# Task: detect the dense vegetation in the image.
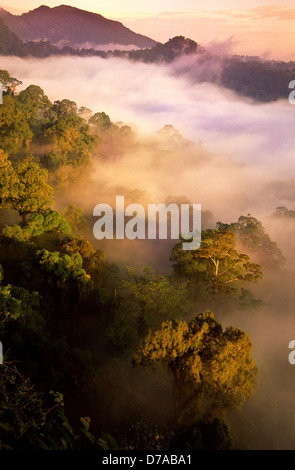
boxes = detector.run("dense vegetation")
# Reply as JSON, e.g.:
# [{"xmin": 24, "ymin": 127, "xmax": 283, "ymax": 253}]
[{"xmin": 0, "ymin": 70, "xmax": 286, "ymax": 450}]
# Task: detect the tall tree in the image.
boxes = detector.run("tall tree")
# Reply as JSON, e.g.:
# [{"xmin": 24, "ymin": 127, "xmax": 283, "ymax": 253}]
[
  {"xmin": 133, "ymin": 311, "xmax": 257, "ymax": 426},
  {"xmin": 40, "ymin": 113, "xmax": 98, "ymax": 185},
  {"xmin": 0, "ymin": 150, "xmax": 19, "ymax": 208},
  {"xmin": 170, "ymin": 229, "xmax": 262, "ymax": 296},
  {"xmin": 0, "ymin": 69, "xmax": 22, "ymax": 94},
  {"xmin": 18, "ymin": 85, "xmax": 52, "ymax": 128},
  {"xmin": 216, "ymin": 214, "xmax": 284, "ymax": 267},
  {"xmin": 0, "ymin": 95, "xmax": 32, "ymax": 154},
  {"xmin": 122, "ymin": 266, "xmax": 190, "ymax": 332},
  {"xmin": 12, "ymin": 157, "xmax": 54, "ymax": 222}
]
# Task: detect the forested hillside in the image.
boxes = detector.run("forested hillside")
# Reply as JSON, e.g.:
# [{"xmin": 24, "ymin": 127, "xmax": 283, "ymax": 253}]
[
  {"xmin": 0, "ymin": 70, "xmax": 289, "ymax": 450},
  {"xmin": 0, "ymin": 5, "xmax": 157, "ymax": 48}
]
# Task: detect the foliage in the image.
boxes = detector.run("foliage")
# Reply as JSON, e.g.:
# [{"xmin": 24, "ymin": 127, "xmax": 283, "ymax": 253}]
[
  {"xmin": 62, "ymin": 204, "xmax": 88, "ymax": 233},
  {"xmin": 115, "ymin": 417, "xmax": 174, "ymax": 450},
  {"xmin": 0, "ymin": 69, "xmax": 22, "ymax": 93},
  {"xmin": 238, "ymin": 288, "xmax": 265, "ymax": 311},
  {"xmin": 2, "ymin": 211, "xmax": 72, "ymax": 242},
  {"xmin": 0, "ymin": 362, "xmax": 49, "ymax": 450},
  {"xmin": 128, "ymin": 36, "xmax": 201, "ymax": 63},
  {"xmin": 273, "ymin": 206, "xmax": 295, "ymax": 219},
  {"xmin": 0, "ymin": 282, "xmax": 43, "ymax": 330},
  {"xmin": 133, "ymin": 311, "xmax": 257, "ymax": 425},
  {"xmin": 221, "ymin": 57, "xmax": 295, "ymax": 102},
  {"xmin": 105, "ymin": 318, "xmax": 138, "ymax": 350},
  {"xmin": 35, "ymin": 249, "xmax": 92, "ymax": 289},
  {"xmin": 98, "ymin": 433, "xmax": 118, "ymax": 450},
  {"xmin": 122, "ymin": 266, "xmax": 190, "ymax": 333},
  {"xmin": 89, "ymin": 111, "xmax": 112, "ymax": 130},
  {"xmin": 174, "ymin": 418, "xmax": 233, "ymax": 450},
  {"xmin": 0, "ymin": 150, "xmax": 19, "ymax": 208},
  {"xmin": 216, "ymin": 214, "xmax": 284, "ymax": 267},
  {"xmin": 0, "ymin": 70, "xmax": 266, "ymax": 450},
  {"xmin": 41, "ymin": 113, "xmax": 97, "ymax": 168},
  {"xmin": 51, "ymin": 99, "xmax": 78, "ymax": 117},
  {"xmin": 18, "ymin": 85, "xmax": 52, "ymax": 127},
  {"xmin": 0, "ymin": 364, "xmax": 100, "ymax": 450},
  {"xmin": 0, "ymin": 155, "xmax": 54, "ymax": 221},
  {"xmin": 60, "ymin": 235, "xmax": 107, "ymax": 283},
  {"xmin": 171, "ymin": 229, "xmax": 263, "ymax": 297},
  {"xmin": 0, "ymin": 95, "xmax": 32, "ymax": 154}
]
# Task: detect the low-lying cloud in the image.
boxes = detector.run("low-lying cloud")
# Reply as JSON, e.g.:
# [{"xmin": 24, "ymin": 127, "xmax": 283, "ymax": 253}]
[
  {"xmin": 1, "ymin": 54, "xmax": 294, "ymax": 174},
  {"xmin": 1, "ymin": 53, "xmax": 294, "ymax": 224},
  {"xmin": 1, "ymin": 53, "xmax": 295, "ymax": 238}
]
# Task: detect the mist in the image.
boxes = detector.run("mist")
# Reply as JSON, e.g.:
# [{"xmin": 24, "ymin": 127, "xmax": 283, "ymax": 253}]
[
  {"xmin": 1, "ymin": 54, "xmax": 294, "ymax": 172},
  {"xmin": 1, "ymin": 53, "xmax": 292, "ymax": 216},
  {"xmin": 2, "ymin": 51, "xmax": 295, "ymax": 449}
]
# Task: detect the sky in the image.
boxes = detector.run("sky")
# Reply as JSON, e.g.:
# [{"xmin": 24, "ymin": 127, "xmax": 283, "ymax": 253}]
[{"xmin": 1, "ymin": 1, "xmax": 295, "ymax": 59}]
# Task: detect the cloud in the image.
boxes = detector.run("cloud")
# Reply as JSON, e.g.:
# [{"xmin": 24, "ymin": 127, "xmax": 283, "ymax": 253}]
[
  {"xmin": 228, "ymin": 6, "xmax": 295, "ymax": 21},
  {"xmin": 121, "ymin": 7, "xmax": 295, "ymax": 60},
  {"xmin": 53, "ymin": 40, "xmax": 142, "ymax": 51},
  {"xmin": 1, "ymin": 53, "xmax": 295, "ymax": 223}
]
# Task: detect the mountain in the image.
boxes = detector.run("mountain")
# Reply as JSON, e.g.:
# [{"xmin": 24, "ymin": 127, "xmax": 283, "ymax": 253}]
[
  {"xmin": 0, "ymin": 17, "xmax": 26, "ymax": 55},
  {"xmin": 0, "ymin": 20, "xmax": 204, "ymax": 62},
  {"xmin": 0, "ymin": 8, "xmax": 293, "ymax": 104},
  {"xmin": 126, "ymin": 36, "xmax": 206, "ymax": 63},
  {"xmin": 0, "ymin": 5, "xmax": 157, "ymax": 49}
]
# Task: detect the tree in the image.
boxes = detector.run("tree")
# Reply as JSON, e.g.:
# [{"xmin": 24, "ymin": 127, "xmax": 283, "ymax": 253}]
[
  {"xmin": 170, "ymin": 229, "xmax": 262, "ymax": 297},
  {"xmin": 115, "ymin": 417, "xmax": 173, "ymax": 450},
  {"xmin": 273, "ymin": 206, "xmax": 295, "ymax": 219},
  {"xmin": 51, "ymin": 99, "xmax": 78, "ymax": 117},
  {"xmin": 0, "ymin": 265, "xmax": 100, "ymax": 450},
  {"xmin": 78, "ymin": 107, "xmax": 93, "ymax": 122},
  {"xmin": 216, "ymin": 214, "xmax": 284, "ymax": 267},
  {"xmin": 60, "ymin": 236, "xmax": 105, "ymax": 272},
  {"xmin": 0, "ymin": 69, "xmax": 22, "ymax": 94},
  {"xmin": 40, "ymin": 113, "xmax": 98, "ymax": 185},
  {"xmin": 18, "ymin": 249, "xmax": 94, "ymax": 331},
  {"xmin": 11, "ymin": 157, "xmax": 54, "ymax": 222},
  {"xmin": 0, "ymin": 95, "xmax": 32, "ymax": 154},
  {"xmin": 0, "ymin": 277, "xmax": 45, "ymax": 339},
  {"xmin": 0, "ymin": 365, "xmax": 100, "ymax": 450},
  {"xmin": 133, "ymin": 311, "xmax": 257, "ymax": 426},
  {"xmin": 0, "ymin": 150, "xmax": 19, "ymax": 208},
  {"xmin": 35, "ymin": 249, "xmax": 92, "ymax": 290},
  {"xmin": 18, "ymin": 85, "xmax": 52, "ymax": 128},
  {"xmin": 60, "ymin": 235, "xmax": 115, "ymax": 297},
  {"xmin": 89, "ymin": 112, "xmax": 112, "ymax": 130},
  {"xmin": 2, "ymin": 211, "xmax": 72, "ymax": 243},
  {"xmin": 174, "ymin": 418, "xmax": 232, "ymax": 450},
  {"xmin": 62, "ymin": 204, "xmax": 88, "ymax": 233},
  {"xmin": 122, "ymin": 266, "xmax": 190, "ymax": 333}
]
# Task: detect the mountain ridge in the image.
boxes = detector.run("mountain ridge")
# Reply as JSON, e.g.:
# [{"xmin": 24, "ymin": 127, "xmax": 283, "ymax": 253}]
[{"xmin": 0, "ymin": 4, "xmax": 158, "ymax": 48}]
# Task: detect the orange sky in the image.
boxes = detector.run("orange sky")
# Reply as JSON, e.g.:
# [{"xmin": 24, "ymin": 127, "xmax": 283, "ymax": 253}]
[
  {"xmin": 1, "ymin": 2, "xmax": 295, "ymax": 60},
  {"xmin": 116, "ymin": 6, "xmax": 294, "ymax": 60}
]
